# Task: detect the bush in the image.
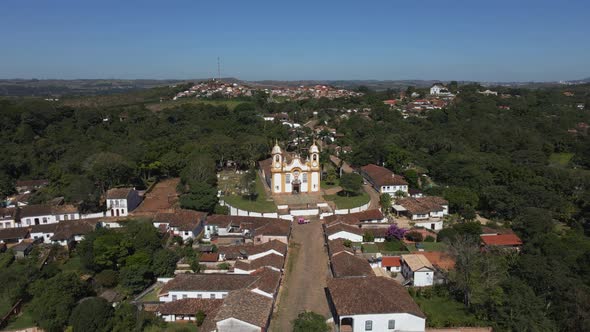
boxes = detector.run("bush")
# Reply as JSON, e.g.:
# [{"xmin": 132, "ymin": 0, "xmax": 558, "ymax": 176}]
[
  {"xmin": 217, "ymin": 263, "xmax": 230, "ymax": 270},
  {"xmin": 95, "ymin": 269, "xmax": 118, "ymax": 288},
  {"xmin": 69, "ymin": 297, "xmax": 113, "ymax": 332},
  {"xmin": 405, "ymin": 231, "xmax": 424, "ymax": 242},
  {"xmin": 195, "ymin": 310, "xmax": 206, "ymax": 326},
  {"xmin": 424, "ymin": 235, "xmax": 435, "ymax": 242},
  {"xmin": 292, "ymin": 311, "xmax": 329, "ymax": 332}
]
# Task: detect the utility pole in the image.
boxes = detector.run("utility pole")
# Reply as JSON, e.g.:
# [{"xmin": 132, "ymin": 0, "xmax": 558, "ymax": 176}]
[{"xmin": 217, "ymin": 57, "xmax": 221, "ymax": 81}]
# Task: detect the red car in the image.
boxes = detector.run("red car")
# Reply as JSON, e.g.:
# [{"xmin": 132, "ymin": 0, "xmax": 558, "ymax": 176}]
[{"xmin": 297, "ymin": 217, "xmax": 310, "ymax": 224}]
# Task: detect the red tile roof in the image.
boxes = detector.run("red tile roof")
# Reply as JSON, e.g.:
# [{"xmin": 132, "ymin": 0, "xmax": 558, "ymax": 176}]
[
  {"xmin": 480, "ymin": 234, "xmax": 523, "ymax": 246},
  {"xmin": 361, "ymin": 164, "xmax": 408, "ymax": 187},
  {"xmin": 381, "ymin": 256, "xmax": 401, "ymax": 267},
  {"xmin": 200, "ymin": 252, "xmax": 220, "ymax": 262},
  {"xmin": 331, "ymin": 252, "xmax": 375, "ymax": 277}
]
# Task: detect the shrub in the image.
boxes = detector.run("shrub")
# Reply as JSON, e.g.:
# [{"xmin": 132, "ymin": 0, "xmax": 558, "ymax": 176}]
[
  {"xmin": 405, "ymin": 231, "xmax": 424, "ymax": 242},
  {"xmin": 217, "ymin": 263, "xmax": 230, "ymax": 270},
  {"xmin": 424, "ymin": 235, "xmax": 435, "ymax": 242}
]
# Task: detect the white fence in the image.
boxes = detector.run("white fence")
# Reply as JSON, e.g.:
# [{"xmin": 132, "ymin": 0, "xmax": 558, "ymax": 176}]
[
  {"xmin": 81, "ymin": 212, "xmax": 107, "ymax": 219},
  {"xmin": 321, "ymin": 201, "xmax": 371, "ymax": 219},
  {"xmin": 220, "ymin": 200, "xmax": 279, "ymax": 219}
]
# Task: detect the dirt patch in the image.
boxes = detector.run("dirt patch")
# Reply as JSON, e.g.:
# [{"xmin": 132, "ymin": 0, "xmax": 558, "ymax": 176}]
[{"xmin": 132, "ymin": 178, "xmax": 180, "ymax": 216}]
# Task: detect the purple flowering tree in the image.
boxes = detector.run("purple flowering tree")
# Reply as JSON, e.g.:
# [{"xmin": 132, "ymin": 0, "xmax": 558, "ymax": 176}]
[{"xmin": 386, "ymin": 224, "xmax": 407, "ymax": 241}]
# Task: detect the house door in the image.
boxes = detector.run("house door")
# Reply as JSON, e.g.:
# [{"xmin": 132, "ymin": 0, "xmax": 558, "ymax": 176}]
[
  {"xmin": 116, "ymin": 209, "xmax": 120, "ymax": 217},
  {"xmin": 34, "ymin": 218, "xmax": 40, "ymax": 225},
  {"xmin": 111, "ymin": 209, "xmax": 114, "ymax": 217},
  {"xmin": 292, "ymin": 179, "xmax": 301, "ymax": 194},
  {"xmin": 431, "ymin": 223, "xmax": 435, "ymax": 230}
]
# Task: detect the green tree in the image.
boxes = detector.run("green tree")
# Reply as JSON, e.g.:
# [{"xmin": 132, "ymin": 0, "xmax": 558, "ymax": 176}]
[
  {"xmin": 385, "ymin": 145, "xmax": 410, "ymax": 173},
  {"xmin": 339, "ymin": 173, "xmax": 362, "ymax": 196},
  {"xmin": 325, "ymin": 168, "xmax": 337, "ymax": 185},
  {"xmin": 292, "ymin": 311, "xmax": 329, "ymax": 332},
  {"xmin": 151, "ymin": 249, "xmax": 179, "ymax": 277},
  {"xmin": 379, "ymin": 193, "xmax": 392, "ymax": 212},
  {"xmin": 119, "ymin": 264, "xmax": 153, "ymax": 294},
  {"xmin": 29, "ymin": 272, "xmax": 90, "ymax": 332},
  {"xmin": 83, "ymin": 152, "xmax": 134, "ymax": 194},
  {"xmin": 180, "ymin": 183, "xmax": 218, "ymax": 212},
  {"xmin": 69, "ymin": 297, "xmax": 114, "ymax": 332}
]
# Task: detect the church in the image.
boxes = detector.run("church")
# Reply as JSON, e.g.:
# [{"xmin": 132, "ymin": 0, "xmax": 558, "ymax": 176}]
[{"xmin": 259, "ymin": 141, "xmax": 321, "ymax": 195}]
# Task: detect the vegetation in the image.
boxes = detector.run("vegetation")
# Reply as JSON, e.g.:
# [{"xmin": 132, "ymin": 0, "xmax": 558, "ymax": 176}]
[
  {"xmin": 324, "ymin": 191, "xmax": 370, "ymax": 209},
  {"xmin": 292, "ymin": 311, "xmax": 330, "ymax": 332}
]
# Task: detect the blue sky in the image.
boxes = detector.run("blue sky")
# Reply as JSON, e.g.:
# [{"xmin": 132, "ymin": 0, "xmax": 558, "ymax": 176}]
[{"xmin": 1, "ymin": 0, "xmax": 589, "ymax": 81}]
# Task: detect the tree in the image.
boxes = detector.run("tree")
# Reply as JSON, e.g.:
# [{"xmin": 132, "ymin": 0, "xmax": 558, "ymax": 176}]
[
  {"xmin": 443, "ymin": 186, "xmax": 479, "ymax": 216},
  {"xmin": 0, "ymin": 171, "xmax": 15, "ymax": 198},
  {"xmin": 386, "ymin": 224, "xmax": 407, "ymax": 240},
  {"xmin": 195, "ymin": 310, "xmax": 206, "ymax": 326},
  {"xmin": 379, "ymin": 193, "xmax": 392, "ymax": 212},
  {"xmin": 151, "ymin": 249, "xmax": 179, "ymax": 277},
  {"xmin": 363, "ymin": 231, "xmax": 375, "ymax": 242},
  {"xmin": 119, "ymin": 264, "xmax": 153, "ymax": 294},
  {"xmin": 180, "ymin": 182, "xmax": 218, "ymax": 212},
  {"xmin": 405, "ymin": 231, "xmax": 424, "ymax": 242},
  {"xmin": 29, "ymin": 272, "xmax": 90, "ymax": 332},
  {"xmin": 241, "ymin": 169, "xmax": 258, "ymax": 201},
  {"xmin": 446, "ymin": 235, "xmax": 507, "ymax": 308},
  {"xmin": 83, "ymin": 152, "xmax": 134, "ymax": 194},
  {"xmin": 339, "ymin": 173, "xmax": 362, "ymax": 196},
  {"xmin": 385, "ymin": 145, "xmax": 410, "ymax": 173},
  {"xmin": 292, "ymin": 311, "xmax": 329, "ymax": 332},
  {"xmin": 69, "ymin": 297, "xmax": 114, "ymax": 332},
  {"xmin": 95, "ymin": 269, "xmax": 118, "ymax": 288},
  {"xmin": 325, "ymin": 168, "xmax": 337, "ymax": 185}
]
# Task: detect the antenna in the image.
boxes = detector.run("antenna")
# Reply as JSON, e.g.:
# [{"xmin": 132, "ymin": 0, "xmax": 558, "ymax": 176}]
[{"xmin": 217, "ymin": 57, "xmax": 221, "ymax": 81}]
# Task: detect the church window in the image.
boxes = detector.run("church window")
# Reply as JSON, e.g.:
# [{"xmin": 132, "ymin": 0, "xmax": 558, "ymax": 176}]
[
  {"xmin": 275, "ymin": 155, "xmax": 280, "ymax": 163},
  {"xmin": 302, "ymin": 173, "xmax": 308, "ymax": 183},
  {"xmin": 313, "ymin": 154, "xmax": 317, "ymax": 161},
  {"xmin": 286, "ymin": 174, "xmax": 291, "ymax": 184}
]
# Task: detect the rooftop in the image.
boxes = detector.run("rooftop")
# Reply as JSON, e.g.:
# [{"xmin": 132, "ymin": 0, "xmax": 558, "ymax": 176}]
[
  {"xmin": 327, "ymin": 276, "xmax": 424, "ymax": 317},
  {"xmin": 480, "ymin": 233, "xmax": 523, "ymax": 246},
  {"xmin": 213, "ymin": 289, "xmax": 273, "ymax": 329},
  {"xmin": 331, "ymin": 252, "xmax": 375, "ymax": 278},
  {"xmin": 159, "ymin": 274, "xmax": 258, "ymax": 296},
  {"xmin": 360, "ymin": 164, "xmax": 408, "ymax": 187},
  {"xmin": 401, "ymin": 254, "xmax": 434, "ymax": 271}
]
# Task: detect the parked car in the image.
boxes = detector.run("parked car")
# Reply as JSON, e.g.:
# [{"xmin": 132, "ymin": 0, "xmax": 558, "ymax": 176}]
[{"xmin": 297, "ymin": 217, "xmax": 310, "ymax": 224}]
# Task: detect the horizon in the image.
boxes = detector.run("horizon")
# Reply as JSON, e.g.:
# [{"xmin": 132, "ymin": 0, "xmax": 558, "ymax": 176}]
[{"xmin": 1, "ymin": 0, "xmax": 589, "ymax": 81}]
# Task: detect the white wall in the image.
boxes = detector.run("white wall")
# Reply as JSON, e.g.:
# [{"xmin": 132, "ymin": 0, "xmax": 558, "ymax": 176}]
[
  {"xmin": 311, "ymin": 171, "xmax": 319, "ymax": 192},
  {"xmin": 327, "ymin": 231, "xmax": 363, "ymax": 242},
  {"xmin": 341, "ymin": 313, "xmax": 425, "ymax": 332},
  {"xmin": 21, "ymin": 214, "xmax": 58, "ymax": 226},
  {"xmin": 272, "ymin": 173, "xmax": 282, "ymax": 193},
  {"xmin": 413, "ymin": 269, "xmax": 434, "ymax": 287},
  {"xmin": 30, "ymin": 231, "xmax": 54, "ymax": 243},
  {"xmin": 414, "ymin": 220, "xmax": 444, "ymax": 231},
  {"xmin": 217, "ymin": 318, "xmax": 261, "ymax": 332},
  {"xmin": 160, "ymin": 290, "xmax": 227, "ymax": 302}
]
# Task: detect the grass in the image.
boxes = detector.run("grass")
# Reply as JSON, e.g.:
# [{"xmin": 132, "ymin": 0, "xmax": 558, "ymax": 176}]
[
  {"xmin": 320, "ymin": 178, "xmax": 340, "ymax": 189},
  {"xmin": 4, "ymin": 305, "xmax": 35, "ymax": 330},
  {"xmin": 324, "ymin": 191, "xmax": 370, "ymax": 209},
  {"xmin": 0, "ymin": 297, "xmax": 12, "ymax": 317},
  {"xmin": 549, "ymin": 152, "xmax": 574, "ymax": 167},
  {"xmin": 407, "ymin": 242, "xmax": 448, "ymax": 252},
  {"xmin": 223, "ymin": 173, "xmax": 277, "ymax": 213},
  {"xmin": 414, "ymin": 295, "xmax": 483, "ymax": 327},
  {"xmin": 361, "ymin": 243, "xmax": 379, "ymax": 253},
  {"xmin": 60, "ymin": 255, "xmax": 84, "ymax": 273},
  {"xmin": 138, "ymin": 285, "xmax": 162, "ymax": 302},
  {"xmin": 377, "ymin": 240, "xmax": 408, "ymax": 252}
]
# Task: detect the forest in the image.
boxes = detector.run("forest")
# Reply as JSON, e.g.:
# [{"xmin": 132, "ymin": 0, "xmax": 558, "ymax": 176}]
[{"xmin": 0, "ymin": 82, "xmax": 590, "ymax": 331}]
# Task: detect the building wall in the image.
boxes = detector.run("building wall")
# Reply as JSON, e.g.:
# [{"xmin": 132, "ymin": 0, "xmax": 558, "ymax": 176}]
[
  {"xmin": 21, "ymin": 214, "xmax": 58, "ymax": 226},
  {"xmin": 381, "ymin": 185, "xmax": 409, "ymax": 195},
  {"xmin": 327, "ymin": 231, "xmax": 363, "ymax": 242},
  {"xmin": 340, "ymin": 313, "xmax": 425, "ymax": 332},
  {"xmin": 253, "ymin": 235, "xmax": 288, "ymax": 245},
  {"xmin": 414, "ymin": 269, "xmax": 434, "ymax": 287},
  {"xmin": 414, "ymin": 220, "xmax": 444, "ymax": 231},
  {"xmin": 217, "ymin": 318, "xmax": 261, "ymax": 332},
  {"xmin": 30, "ymin": 231, "xmax": 54, "ymax": 244},
  {"xmin": 160, "ymin": 290, "xmax": 227, "ymax": 302},
  {"xmin": 311, "ymin": 171, "xmax": 320, "ymax": 192}
]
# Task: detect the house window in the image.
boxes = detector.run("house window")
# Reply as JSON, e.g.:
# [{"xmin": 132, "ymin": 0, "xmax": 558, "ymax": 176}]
[
  {"xmin": 70, "ymin": 214, "xmax": 75, "ymax": 220},
  {"xmin": 286, "ymin": 174, "xmax": 291, "ymax": 184},
  {"xmin": 42, "ymin": 217, "xmax": 47, "ymax": 224},
  {"xmin": 388, "ymin": 320, "xmax": 396, "ymax": 329},
  {"xmin": 210, "ymin": 294, "xmax": 216, "ymax": 299},
  {"xmin": 26, "ymin": 219, "xmax": 31, "ymax": 225},
  {"xmin": 365, "ymin": 320, "xmax": 373, "ymax": 331},
  {"xmin": 182, "ymin": 294, "xmax": 187, "ymax": 299},
  {"xmin": 172, "ymin": 295, "xmax": 177, "ymax": 301},
  {"xmin": 222, "ymin": 294, "xmax": 227, "ymax": 298},
  {"xmin": 65, "ymin": 214, "xmax": 69, "ymax": 220},
  {"xmin": 302, "ymin": 173, "xmax": 308, "ymax": 183},
  {"xmin": 197, "ymin": 294, "xmax": 203, "ymax": 299}
]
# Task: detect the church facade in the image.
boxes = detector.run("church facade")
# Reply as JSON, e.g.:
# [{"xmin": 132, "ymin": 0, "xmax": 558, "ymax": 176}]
[{"xmin": 259, "ymin": 142, "xmax": 321, "ymax": 194}]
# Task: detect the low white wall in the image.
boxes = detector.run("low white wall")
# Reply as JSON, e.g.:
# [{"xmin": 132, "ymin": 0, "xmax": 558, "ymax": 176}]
[
  {"xmin": 221, "ymin": 201, "xmax": 279, "ymax": 219},
  {"xmin": 290, "ymin": 208, "xmax": 319, "ymax": 216},
  {"xmin": 81, "ymin": 212, "xmax": 106, "ymax": 219}
]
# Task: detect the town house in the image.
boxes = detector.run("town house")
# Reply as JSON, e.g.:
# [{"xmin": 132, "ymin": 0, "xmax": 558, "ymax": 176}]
[
  {"xmin": 106, "ymin": 187, "xmax": 142, "ymax": 217},
  {"xmin": 360, "ymin": 164, "xmax": 408, "ymax": 197}
]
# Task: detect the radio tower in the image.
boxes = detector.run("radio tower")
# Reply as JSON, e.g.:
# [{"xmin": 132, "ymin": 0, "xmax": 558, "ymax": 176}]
[{"xmin": 217, "ymin": 57, "xmax": 221, "ymax": 81}]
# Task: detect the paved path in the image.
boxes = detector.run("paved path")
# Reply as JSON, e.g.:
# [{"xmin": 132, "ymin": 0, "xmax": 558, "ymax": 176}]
[
  {"xmin": 270, "ymin": 219, "xmax": 331, "ymax": 331},
  {"xmin": 363, "ymin": 183, "xmax": 381, "ymax": 210}
]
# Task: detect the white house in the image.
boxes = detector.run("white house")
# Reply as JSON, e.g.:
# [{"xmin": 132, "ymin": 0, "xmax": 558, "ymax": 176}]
[
  {"xmin": 360, "ymin": 164, "xmax": 409, "ymax": 197},
  {"xmin": 328, "ymin": 276, "xmax": 426, "ymax": 332},
  {"xmin": 325, "ymin": 223, "xmax": 364, "ymax": 242},
  {"xmin": 430, "ymin": 83, "xmax": 453, "ymax": 96},
  {"xmin": 401, "ymin": 254, "xmax": 435, "ymax": 287},
  {"xmin": 381, "ymin": 256, "xmax": 402, "ymax": 273},
  {"xmin": 218, "ymin": 240, "xmax": 287, "ymax": 262},
  {"xmin": 158, "ymin": 274, "xmax": 259, "ymax": 302},
  {"xmin": 214, "ymin": 289, "xmax": 273, "ymax": 332},
  {"xmin": 393, "ymin": 196, "xmax": 449, "ymax": 231},
  {"xmin": 153, "ymin": 209, "xmax": 207, "ymax": 241},
  {"xmin": 30, "ymin": 224, "xmax": 58, "ymax": 244},
  {"xmin": 0, "ymin": 208, "xmax": 18, "ymax": 229},
  {"xmin": 19, "ymin": 204, "xmax": 80, "ymax": 226},
  {"xmin": 105, "ymin": 187, "xmax": 142, "ymax": 217}
]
